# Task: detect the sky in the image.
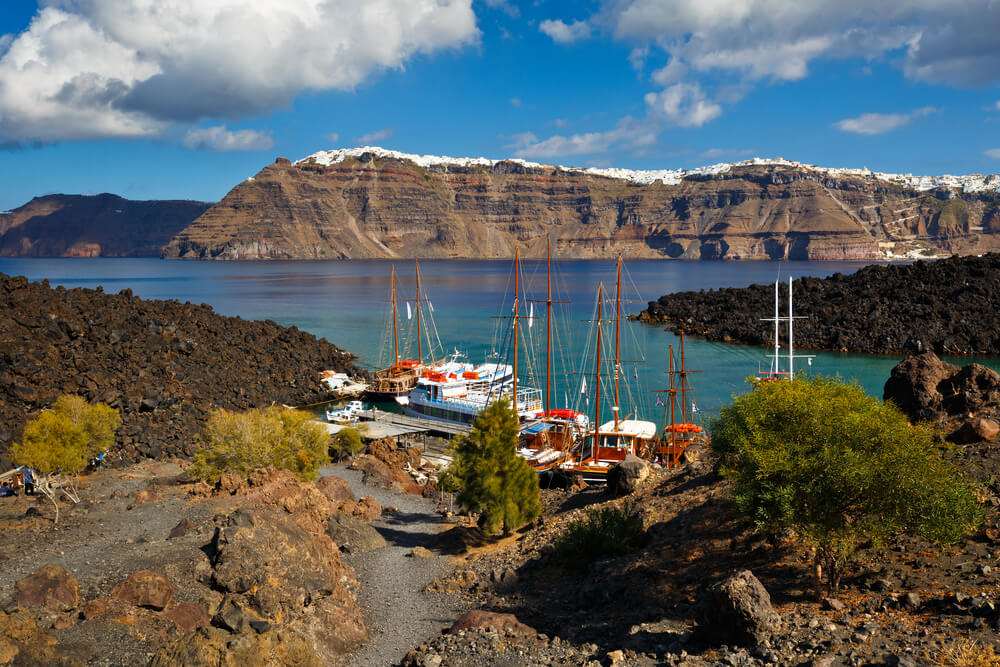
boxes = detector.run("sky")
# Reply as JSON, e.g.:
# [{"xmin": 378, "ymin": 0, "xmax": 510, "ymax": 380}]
[{"xmin": 0, "ymin": 0, "xmax": 998, "ymax": 210}]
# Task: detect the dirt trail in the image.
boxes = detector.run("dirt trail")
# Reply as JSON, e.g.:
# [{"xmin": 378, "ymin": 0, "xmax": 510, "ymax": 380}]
[{"xmin": 320, "ymin": 465, "xmax": 466, "ymax": 667}]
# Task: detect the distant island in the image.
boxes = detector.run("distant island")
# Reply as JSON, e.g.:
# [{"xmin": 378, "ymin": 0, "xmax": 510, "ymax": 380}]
[{"xmin": 3, "ymin": 148, "xmax": 1000, "ymax": 261}]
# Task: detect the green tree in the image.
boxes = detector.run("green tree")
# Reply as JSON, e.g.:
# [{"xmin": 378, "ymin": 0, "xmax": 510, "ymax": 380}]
[
  {"xmin": 11, "ymin": 395, "xmax": 120, "ymax": 522},
  {"xmin": 190, "ymin": 406, "xmax": 330, "ymax": 483},
  {"xmin": 714, "ymin": 375, "xmax": 982, "ymax": 596},
  {"xmin": 331, "ymin": 426, "xmax": 365, "ymax": 462},
  {"xmin": 447, "ymin": 399, "xmax": 540, "ymax": 535}
]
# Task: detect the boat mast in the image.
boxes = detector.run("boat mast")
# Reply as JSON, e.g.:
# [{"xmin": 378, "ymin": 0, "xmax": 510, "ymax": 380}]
[
  {"xmin": 788, "ymin": 276, "xmax": 794, "ymax": 381},
  {"xmin": 545, "ymin": 238, "xmax": 552, "ymax": 415},
  {"xmin": 669, "ymin": 345, "xmax": 676, "ymax": 448},
  {"xmin": 415, "ymin": 260, "xmax": 422, "ymax": 365},
  {"xmin": 591, "ymin": 283, "xmax": 604, "ymax": 463},
  {"xmin": 680, "ymin": 331, "xmax": 688, "ymax": 424},
  {"xmin": 513, "ymin": 247, "xmax": 519, "ymax": 413},
  {"xmin": 773, "ymin": 280, "xmax": 780, "ymax": 375},
  {"xmin": 391, "ymin": 265, "xmax": 399, "ymax": 366},
  {"xmin": 614, "ymin": 256, "xmax": 622, "ymax": 430}
]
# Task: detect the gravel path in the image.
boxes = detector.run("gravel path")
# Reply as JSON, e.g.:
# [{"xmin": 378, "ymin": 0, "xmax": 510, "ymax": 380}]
[{"xmin": 320, "ymin": 465, "xmax": 467, "ymax": 667}]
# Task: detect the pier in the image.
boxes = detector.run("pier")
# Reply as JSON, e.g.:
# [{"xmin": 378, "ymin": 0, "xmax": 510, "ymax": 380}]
[{"xmin": 322, "ymin": 407, "xmax": 471, "ymax": 439}]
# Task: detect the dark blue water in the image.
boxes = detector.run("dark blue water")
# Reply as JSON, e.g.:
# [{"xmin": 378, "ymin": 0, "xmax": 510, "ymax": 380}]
[{"xmin": 3, "ymin": 258, "xmax": 993, "ymax": 422}]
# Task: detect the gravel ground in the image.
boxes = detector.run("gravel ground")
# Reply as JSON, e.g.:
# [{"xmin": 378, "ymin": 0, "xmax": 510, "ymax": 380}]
[{"xmin": 321, "ymin": 465, "xmax": 468, "ymax": 667}]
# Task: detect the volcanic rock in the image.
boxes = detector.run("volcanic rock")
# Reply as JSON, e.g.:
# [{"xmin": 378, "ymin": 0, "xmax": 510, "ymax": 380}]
[
  {"xmin": 325, "ymin": 513, "xmax": 387, "ymax": 554},
  {"xmin": 15, "ymin": 564, "xmax": 79, "ymax": 611},
  {"xmin": 112, "ymin": 570, "xmax": 174, "ymax": 610},
  {"xmin": 606, "ymin": 454, "xmax": 649, "ymax": 497},
  {"xmin": 316, "ymin": 475, "xmax": 355, "ymax": 504},
  {"xmin": 448, "ymin": 610, "xmax": 535, "ymax": 636},
  {"xmin": 885, "ymin": 352, "xmax": 1000, "ymax": 423},
  {"xmin": 696, "ymin": 569, "xmax": 781, "ymax": 647},
  {"xmin": 148, "ymin": 626, "xmax": 322, "ymax": 667},
  {"xmin": 161, "ymin": 602, "xmax": 211, "ymax": 632}
]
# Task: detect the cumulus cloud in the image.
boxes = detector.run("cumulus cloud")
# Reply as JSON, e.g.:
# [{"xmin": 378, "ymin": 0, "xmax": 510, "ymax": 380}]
[
  {"xmin": 986, "ymin": 148, "xmax": 1000, "ymax": 159},
  {"xmin": 539, "ymin": 19, "xmax": 591, "ymax": 44},
  {"xmin": 507, "ymin": 118, "xmax": 656, "ymax": 159},
  {"xmin": 0, "ymin": 0, "xmax": 478, "ymax": 144},
  {"xmin": 644, "ymin": 82, "xmax": 722, "ymax": 127},
  {"xmin": 834, "ymin": 107, "xmax": 938, "ymax": 135},
  {"xmin": 182, "ymin": 125, "xmax": 274, "ymax": 151},
  {"xmin": 481, "ymin": 0, "xmax": 519, "ymax": 18},
  {"xmin": 325, "ymin": 132, "xmax": 340, "ymax": 143},
  {"xmin": 356, "ymin": 128, "xmax": 395, "ymax": 144},
  {"xmin": 510, "ymin": 97, "xmax": 522, "ymax": 107}
]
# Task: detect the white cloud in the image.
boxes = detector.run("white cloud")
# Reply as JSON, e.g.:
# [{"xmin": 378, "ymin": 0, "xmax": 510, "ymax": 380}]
[
  {"xmin": 356, "ymin": 128, "xmax": 395, "ymax": 144},
  {"xmin": 834, "ymin": 107, "xmax": 938, "ymax": 135},
  {"xmin": 644, "ymin": 82, "xmax": 722, "ymax": 127},
  {"xmin": 481, "ymin": 0, "xmax": 519, "ymax": 18},
  {"xmin": 0, "ymin": 0, "xmax": 478, "ymax": 143},
  {"xmin": 986, "ymin": 148, "xmax": 1000, "ymax": 159},
  {"xmin": 539, "ymin": 19, "xmax": 591, "ymax": 44},
  {"xmin": 510, "ymin": 97, "xmax": 522, "ymax": 107},
  {"xmin": 181, "ymin": 125, "xmax": 274, "ymax": 151},
  {"xmin": 652, "ymin": 59, "xmax": 687, "ymax": 86},
  {"xmin": 325, "ymin": 132, "xmax": 340, "ymax": 143},
  {"xmin": 507, "ymin": 118, "xmax": 656, "ymax": 158},
  {"xmin": 701, "ymin": 148, "xmax": 756, "ymax": 160},
  {"xmin": 995, "ymin": 101, "xmax": 1000, "ymax": 111}
]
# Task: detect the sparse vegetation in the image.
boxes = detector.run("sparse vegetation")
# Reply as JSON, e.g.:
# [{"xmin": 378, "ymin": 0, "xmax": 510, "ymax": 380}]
[
  {"xmin": 190, "ymin": 406, "xmax": 330, "ymax": 483},
  {"xmin": 11, "ymin": 395, "xmax": 120, "ymax": 522},
  {"xmin": 554, "ymin": 501, "xmax": 646, "ymax": 567},
  {"xmin": 932, "ymin": 639, "xmax": 1000, "ymax": 666},
  {"xmin": 445, "ymin": 399, "xmax": 540, "ymax": 535},
  {"xmin": 713, "ymin": 375, "xmax": 983, "ymax": 596},
  {"xmin": 331, "ymin": 426, "xmax": 365, "ymax": 461}
]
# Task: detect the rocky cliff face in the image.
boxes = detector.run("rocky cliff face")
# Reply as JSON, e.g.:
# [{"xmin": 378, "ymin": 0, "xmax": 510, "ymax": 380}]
[
  {"xmin": 162, "ymin": 150, "xmax": 1000, "ymax": 260},
  {"xmin": 0, "ymin": 193, "xmax": 210, "ymax": 257}
]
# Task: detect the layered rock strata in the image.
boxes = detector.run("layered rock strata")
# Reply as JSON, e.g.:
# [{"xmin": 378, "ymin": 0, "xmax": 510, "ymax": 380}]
[
  {"xmin": 162, "ymin": 150, "xmax": 1000, "ymax": 260},
  {"xmin": 0, "ymin": 273, "xmax": 360, "ymax": 466},
  {"xmin": 639, "ymin": 253, "xmax": 1000, "ymax": 355}
]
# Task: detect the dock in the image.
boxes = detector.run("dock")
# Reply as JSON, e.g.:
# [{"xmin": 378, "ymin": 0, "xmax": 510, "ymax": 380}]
[{"xmin": 322, "ymin": 408, "xmax": 470, "ymax": 439}]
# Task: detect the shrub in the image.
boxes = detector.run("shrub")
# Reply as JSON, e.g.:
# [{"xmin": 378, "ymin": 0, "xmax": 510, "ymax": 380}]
[
  {"xmin": 554, "ymin": 501, "xmax": 646, "ymax": 566},
  {"xmin": 446, "ymin": 399, "xmax": 540, "ymax": 535},
  {"xmin": 331, "ymin": 427, "xmax": 365, "ymax": 461},
  {"xmin": 11, "ymin": 395, "xmax": 120, "ymax": 522},
  {"xmin": 190, "ymin": 406, "xmax": 330, "ymax": 484},
  {"xmin": 714, "ymin": 375, "xmax": 983, "ymax": 596}
]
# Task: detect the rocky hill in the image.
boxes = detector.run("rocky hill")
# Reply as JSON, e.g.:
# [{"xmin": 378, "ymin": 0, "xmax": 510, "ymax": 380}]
[
  {"xmin": 0, "ymin": 193, "xmax": 210, "ymax": 257},
  {"xmin": 638, "ymin": 253, "xmax": 1000, "ymax": 355},
  {"xmin": 0, "ymin": 273, "xmax": 360, "ymax": 467},
  {"xmin": 162, "ymin": 147, "xmax": 1000, "ymax": 261}
]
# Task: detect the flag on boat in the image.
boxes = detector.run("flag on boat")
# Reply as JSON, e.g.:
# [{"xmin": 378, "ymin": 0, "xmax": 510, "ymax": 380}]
[
  {"xmin": 634, "ymin": 367, "xmax": 639, "ymax": 381},
  {"xmin": 807, "ymin": 357, "xmax": 812, "ymax": 366},
  {"xmin": 406, "ymin": 302, "xmax": 412, "ymax": 320},
  {"xmin": 655, "ymin": 396, "xmax": 664, "ymax": 407},
  {"xmin": 581, "ymin": 378, "xmax": 587, "ymax": 397},
  {"xmin": 528, "ymin": 303, "xmax": 534, "ymax": 329},
  {"xmin": 691, "ymin": 401, "xmax": 700, "ymax": 414}
]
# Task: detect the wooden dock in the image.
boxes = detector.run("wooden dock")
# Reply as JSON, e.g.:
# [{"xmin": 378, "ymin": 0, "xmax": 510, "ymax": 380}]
[{"xmin": 321, "ymin": 408, "xmax": 470, "ymax": 440}]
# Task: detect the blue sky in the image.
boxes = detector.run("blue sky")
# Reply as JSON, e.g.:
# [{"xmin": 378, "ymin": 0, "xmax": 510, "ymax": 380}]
[{"xmin": 0, "ymin": 0, "xmax": 998, "ymax": 210}]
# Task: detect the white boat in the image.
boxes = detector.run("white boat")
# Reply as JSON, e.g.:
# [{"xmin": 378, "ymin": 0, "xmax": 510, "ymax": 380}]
[
  {"xmin": 326, "ymin": 400, "xmax": 366, "ymax": 424},
  {"xmin": 403, "ymin": 361, "xmax": 542, "ymax": 425},
  {"xmin": 319, "ymin": 371, "xmax": 369, "ymax": 396}
]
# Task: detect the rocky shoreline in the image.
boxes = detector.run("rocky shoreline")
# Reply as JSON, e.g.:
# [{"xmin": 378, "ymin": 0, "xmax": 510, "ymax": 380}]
[
  {"xmin": 0, "ymin": 273, "xmax": 361, "ymax": 467},
  {"xmin": 639, "ymin": 253, "xmax": 1000, "ymax": 355}
]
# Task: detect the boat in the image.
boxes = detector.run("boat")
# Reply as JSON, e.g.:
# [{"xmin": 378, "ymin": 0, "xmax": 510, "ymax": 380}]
[
  {"xmin": 326, "ymin": 400, "xmax": 366, "ymax": 424},
  {"xmin": 366, "ymin": 261, "xmax": 444, "ymax": 401},
  {"xmin": 651, "ymin": 331, "xmax": 710, "ymax": 467},
  {"xmin": 319, "ymin": 370, "xmax": 369, "ymax": 397},
  {"xmin": 758, "ymin": 276, "xmax": 814, "ymax": 381},
  {"xmin": 559, "ymin": 259, "xmax": 657, "ymax": 482}
]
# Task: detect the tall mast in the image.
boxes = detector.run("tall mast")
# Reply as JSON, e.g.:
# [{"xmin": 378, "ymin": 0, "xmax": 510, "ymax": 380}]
[
  {"xmin": 614, "ymin": 256, "xmax": 622, "ymax": 430},
  {"xmin": 545, "ymin": 237, "xmax": 552, "ymax": 415},
  {"xmin": 680, "ymin": 331, "xmax": 688, "ymax": 424},
  {"xmin": 788, "ymin": 276, "xmax": 794, "ymax": 381},
  {"xmin": 513, "ymin": 247, "xmax": 519, "ymax": 414},
  {"xmin": 773, "ymin": 280, "xmax": 780, "ymax": 375},
  {"xmin": 668, "ymin": 344, "xmax": 676, "ymax": 440},
  {"xmin": 591, "ymin": 284, "xmax": 604, "ymax": 463},
  {"xmin": 415, "ymin": 260, "xmax": 422, "ymax": 365},
  {"xmin": 391, "ymin": 265, "xmax": 399, "ymax": 365}
]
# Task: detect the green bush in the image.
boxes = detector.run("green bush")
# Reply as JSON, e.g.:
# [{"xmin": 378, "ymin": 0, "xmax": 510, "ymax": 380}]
[
  {"xmin": 190, "ymin": 406, "xmax": 330, "ymax": 483},
  {"xmin": 554, "ymin": 501, "xmax": 646, "ymax": 566},
  {"xmin": 714, "ymin": 375, "xmax": 983, "ymax": 595},
  {"xmin": 331, "ymin": 427, "xmax": 365, "ymax": 461},
  {"xmin": 446, "ymin": 399, "xmax": 540, "ymax": 535}
]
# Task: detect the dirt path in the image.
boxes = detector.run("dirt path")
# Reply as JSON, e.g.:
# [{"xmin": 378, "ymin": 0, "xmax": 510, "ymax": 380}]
[{"xmin": 320, "ymin": 465, "xmax": 467, "ymax": 667}]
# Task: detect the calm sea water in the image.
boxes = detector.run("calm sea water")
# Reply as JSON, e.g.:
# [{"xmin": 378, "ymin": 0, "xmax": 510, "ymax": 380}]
[{"xmin": 3, "ymin": 257, "xmax": 994, "ymax": 422}]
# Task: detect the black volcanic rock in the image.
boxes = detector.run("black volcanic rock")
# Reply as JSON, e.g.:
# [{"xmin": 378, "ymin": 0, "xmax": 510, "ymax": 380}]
[
  {"xmin": 0, "ymin": 273, "xmax": 361, "ymax": 467},
  {"xmin": 0, "ymin": 193, "xmax": 211, "ymax": 257},
  {"xmin": 639, "ymin": 253, "xmax": 1000, "ymax": 355}
]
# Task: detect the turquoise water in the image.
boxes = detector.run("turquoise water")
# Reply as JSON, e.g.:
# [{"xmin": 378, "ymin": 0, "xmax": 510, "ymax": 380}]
[{"xmin": 3, "ymin": 257, "xmax": 995, "ymax": 423}]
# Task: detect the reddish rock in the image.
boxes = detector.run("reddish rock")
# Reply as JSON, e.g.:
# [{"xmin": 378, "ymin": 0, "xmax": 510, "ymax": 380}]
[
  {"xmin": 188, "ymin": 481, "xmax": 212, "ymax": 498},
  {"xmin": 112, "ymin": 570, "xmax": 175, "ymax": 610},
  {"xmin": 316, "ymin": 475, "xmax": 355, "ymax": 504},
  {"xmin": 353, "ymin": 496, "xmax": 381, "ymax": 522},
  {"xmin": 218, "ymin": 472, "xmax": 248, "ymax": 495},
  {"xmin": 950, "ymin": 417, "xmax": 1000, "ymax": 444},
  {"xmin": 162, "ymin": 602, "xmax": 210, "ymax": 632},
  {"xmin": 242, "ymin": 467, "xmax": 337, "ymax": 536},
  {"xmin": 883, "ymin": 352, "xmax": 959, "ymax": 421},
  {"xmin": 350, "ymin": 454, "xmax": 421, "ymax": 495},
  {"xmin": 82, "ymin": 597, "xmax": 110, "ymax": 620},
  {"xmin": 15, "ymin": 564, "xmax": 79, "ymax": 611},
  {"xmin": 51, "ymin": 615, "xmax": 76, "ymax": 630},
  {"xmin": 168, "ymin": 518, "xmax": 197, "ymax": 539},
  {"xmin": 448, "ymin": 610, "xmax": 535, "ymax": 636}
]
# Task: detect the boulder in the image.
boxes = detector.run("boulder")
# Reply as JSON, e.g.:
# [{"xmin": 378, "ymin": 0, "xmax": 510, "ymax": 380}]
[
  {"xmin": 112, "ymin": 570, "xmax": 174, "ymax": 610},
  {"xmin": 448, "ymin": 610, "xmax": 535, "ymax": 636},
  {"xmin": 410, "ymin": 546, "xmax": 433, "ymax": 559},
  {"xmin": 149, "ymin": 626, "xmax": 322, "ymax": 667},
  {"xmin": 940, "ymin": 364, "xmax": 1000, "ymax": 418},
  {"xmin": 316, "ymin": 476, "xmax": 355, "ymax": 504},
  {"xmin": 353, "ymin": 496, "xmax": 382, "ymax": 522},
  {"xmin": 606, "ymin": 454, "xmax": 649, "ymax": 497},
  {"xmin": 350, "ymin": 454, "xmax": 422, "ymax": 495},
  {"xmin": 425, "ymin": 570, "xmax": 478, "ymax": 594},
  {"xmin": 949, "ymin": 417, "xmax": 1000, "ymax": 444},
  {"xmin": 244, "ymin": 467, "xmax": 337, "ymax": 536},
  {"xmin": 696, "ymin": 569, "xmax": 781, "ymax": 647},
  {"xmin": 883, "ymin": 352, "xmax": 959, "ymax": 421},
  {"xmin": 288, "ymin": 592, "xmax": 367, "ymax": 658},
  {"xmin": 15, "ymin": 564, "xmax": 79, "ymax": 611},
  {"xmin": 326, "ymin": 513, "xmax": 387, "ymax": 554},
  {"xmin": 168, "ymin": 518, "xmax": 197, "ymax": 539},
  {"xmin": 218, "ymin": 472, "xmax": 248, "ymax": 495}
]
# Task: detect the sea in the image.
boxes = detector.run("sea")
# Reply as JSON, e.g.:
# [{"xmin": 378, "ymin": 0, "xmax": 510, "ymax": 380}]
[{"xmin": 2, "ymin": 257, "xmax": 995, "ymax": 423}]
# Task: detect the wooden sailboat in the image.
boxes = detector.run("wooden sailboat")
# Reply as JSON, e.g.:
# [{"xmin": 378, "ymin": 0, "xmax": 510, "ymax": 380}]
[{"xmin": 652, "ymin": 332, "xmax": 710, "ymax": 467}]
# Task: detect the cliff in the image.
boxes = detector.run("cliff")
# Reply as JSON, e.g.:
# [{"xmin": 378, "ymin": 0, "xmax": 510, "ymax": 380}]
[
  {"xmin": 162, "ymin": 148, "xmax": 1000, "ymax": 261},
  {"xmin": 0, "ymin": 193, "xmax": 211, "ymax": 257},
  {"xmin": 638, "ymin": 253, "xmax": 1000, "ymax": 355}
]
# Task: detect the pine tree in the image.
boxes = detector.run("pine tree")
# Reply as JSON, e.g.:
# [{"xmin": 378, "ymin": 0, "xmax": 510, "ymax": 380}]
[{"xmin": 449, "ymin": 398, "xmax": 540, "ymax": 535}]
